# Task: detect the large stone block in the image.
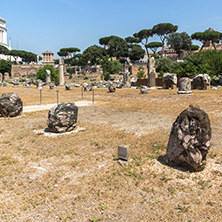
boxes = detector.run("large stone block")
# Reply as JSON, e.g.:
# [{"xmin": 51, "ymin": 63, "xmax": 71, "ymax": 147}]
[
  {"xmin": 163, "ymin": 73, "xmax": 177, "ymax": 89},
  {"xmin": 47, "ymin": 103, "xmax": 78, "ymax": 133},
  {"xmin": 177, "ymin": 77, "xmax": 192, "ymax": 94},
  {"xmin": 191, "ymin": 74, "xmax": 211, "ymax": 90},
  {"xmin": 166, "ymin": 104, "xmax": 211, "ymax": 171},
  {"xmin": 0, "ymin": 92, "xmax": 23, "ymax": 117}
]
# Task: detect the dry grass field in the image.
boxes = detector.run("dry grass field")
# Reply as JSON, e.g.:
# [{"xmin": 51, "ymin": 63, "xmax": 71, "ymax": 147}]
[{"xmin": 0, "ymin": 85, "xmax": 222, "ymax": 221}]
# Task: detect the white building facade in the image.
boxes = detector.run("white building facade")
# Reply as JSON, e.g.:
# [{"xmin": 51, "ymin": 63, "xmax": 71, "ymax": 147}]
[{"xmin": 0, "ymin": 17, "xmax": 8, "ymax": 49}]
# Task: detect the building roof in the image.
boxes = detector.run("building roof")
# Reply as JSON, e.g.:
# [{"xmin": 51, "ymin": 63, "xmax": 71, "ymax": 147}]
[{"xmin": 42, "ymin": 51, "xmax": 54, "ymax": 55}]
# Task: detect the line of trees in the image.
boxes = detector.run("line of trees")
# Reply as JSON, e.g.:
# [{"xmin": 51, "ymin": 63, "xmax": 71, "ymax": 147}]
[{"xmin": 58, "ymin": 23, "xmax": 218, "ymax": 77}]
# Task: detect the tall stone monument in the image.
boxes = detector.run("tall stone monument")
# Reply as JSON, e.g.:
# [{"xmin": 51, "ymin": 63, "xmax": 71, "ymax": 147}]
[
  {"xmin": 148, "ymin": 57, "xmax": 156, "ymax": 87},
  {"xmin": 59, "ymin": 59, "xmax": 65, "ymax": 86}
]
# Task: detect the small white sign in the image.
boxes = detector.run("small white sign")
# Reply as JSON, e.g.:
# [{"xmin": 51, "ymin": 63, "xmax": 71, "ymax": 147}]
[{"xmin": 118, "ymin": 145, "xmax": 129, "ymax": 161}]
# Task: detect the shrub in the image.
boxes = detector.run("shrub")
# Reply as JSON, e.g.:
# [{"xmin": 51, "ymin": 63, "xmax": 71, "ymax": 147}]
[
  {"xmin": 36, "ymin": 65, "xmax": 59, "ymax": 84},
  {"xmin": 137, "ymin": 66, "xmax": 146, "ymax": 78},
  {"xmin": 103, "ymin": 72, "xmax": 110, "ymax": 81},
  {"xmin": 83, "ymin": 76, "xmax": 89, "ymax": 80}
]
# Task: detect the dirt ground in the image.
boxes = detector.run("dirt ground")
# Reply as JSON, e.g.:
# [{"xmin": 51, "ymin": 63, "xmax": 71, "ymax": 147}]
[{"xmin": 0, "ymin": 86, "xmax": 222, "ymax": 221}]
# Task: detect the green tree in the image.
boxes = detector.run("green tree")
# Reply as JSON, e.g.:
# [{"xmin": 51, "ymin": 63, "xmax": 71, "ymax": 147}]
[
  {"xmin": 125, "ymin": 37, "xmax": 145, "ymax": 62},
  {"xmin": 0, "ymin": 45, "xmax": 9, "ymax": 55},
  {"xmin": 133, "ymin": 29, "xmax": 153, "ymax": 77},
  {"xmin": 146, "ymin": 42, "xmax": 163, "ymax": 54},
  {"xmin": 8, "ymin": 50, "xmax": 37, "ymax": 63},
  {"xmin": 99, "ymin": 56, "xmax": 123, "ymax": 75},
  {"xmin": 99, "ymin": 35, "xmax": 128, "ymax": 59},
  {"xmin": 0, "ymin": 60, "xmax": 11, "ymax": 75},
  {"xmin": 57, "ymin": 47, "xmax": 81, "ymax": 65},
  {"xmin": 128, "ymin": 45, "xmax": 145, "ymax": 62},
  {"xmin": 152, "ymin": 23, "xmax": 178, "ymax": 46},
  {"xmin": 191, "ymin": 30, "xmax": 222, "ymax": 50},
  {"xmin": 82, "ymin": 45, "xmax": 106, "ymax": 65},
  {"xmin": 36, "ymin": 65, "xmax": 59, "ymax": 84},
  {"xmin": 167, "ymin": 32, "xmax": 192, "ymax": 57}
]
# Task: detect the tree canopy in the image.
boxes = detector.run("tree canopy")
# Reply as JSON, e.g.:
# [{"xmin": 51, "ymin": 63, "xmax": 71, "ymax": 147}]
[
  {"xmin": 133, "ymin": 29, "xmax": 153, "ymax": 60},
  {"xmin": 146, "ymin": 42, "xmax": 163, "ymax": 54},
  {"xmin": 128, "ymin": 45, "xmax": 145, "ymax": 62},
  {"xmin": 152, "ymin": 23, "xmax": 178, "ymax": 46},
  {"xmin": 99, "ymin": 35, "xmax": 128, "ymax": 59},
  {"xmin": 0, "ymin": 45, "xmax": 9, "ymax": 55},
  {"xmin": 191, "ymin": 30, "xmax": 222, "ymax": 50},
  {"xmin": 82, "ymin": 45, "xmax": 106, "ymax": 65},
  {"xmin": 57, "ymin": 47, "xmax": 80, "ymax": 58},
  {"xmin": 8, "ymin": 50, "xmax": 37, "ymax": 63},
  {"xmin": 167, "ymin": 32, "xmax": 192, "ymax": 56}
]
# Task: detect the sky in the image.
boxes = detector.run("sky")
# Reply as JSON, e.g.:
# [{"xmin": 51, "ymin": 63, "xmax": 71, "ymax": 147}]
[{"xmin": 1, "ymin": 0, "xmax": 222, "ymax": 58}]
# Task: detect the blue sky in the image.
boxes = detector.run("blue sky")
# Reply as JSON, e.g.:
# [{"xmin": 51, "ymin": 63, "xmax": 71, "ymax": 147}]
[{"xmin": 1, "ymin": 0, "xmax": 222, "ymax": 58}]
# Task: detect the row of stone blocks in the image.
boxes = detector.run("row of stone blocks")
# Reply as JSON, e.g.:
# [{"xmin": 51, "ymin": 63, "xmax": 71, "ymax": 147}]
[{"xmin": 0, "ymin": 93, "xmax": 211, "ymax": 171}]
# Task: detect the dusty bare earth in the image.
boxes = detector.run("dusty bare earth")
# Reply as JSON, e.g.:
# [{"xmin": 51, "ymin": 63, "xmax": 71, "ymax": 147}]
[{"xmin": 0, "ymin": 86, "xmax": 222, "ymax": 221}]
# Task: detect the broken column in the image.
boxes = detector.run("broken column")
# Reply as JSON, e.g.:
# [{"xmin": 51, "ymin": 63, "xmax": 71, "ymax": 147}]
[{"xmin": 59, "ymin": 59, "xmax": 65, "ymax": 86}]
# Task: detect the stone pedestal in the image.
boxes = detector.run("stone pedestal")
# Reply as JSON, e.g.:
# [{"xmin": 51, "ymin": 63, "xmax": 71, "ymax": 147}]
[{"xmin": 148, "ymin": 72, "xmax": 156, "ymax": 87}]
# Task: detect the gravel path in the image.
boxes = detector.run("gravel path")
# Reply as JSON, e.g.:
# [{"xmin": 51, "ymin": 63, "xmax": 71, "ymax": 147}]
[{"xmin": 23, "ymin": 100, "xmax": 94, "ymax": 113}]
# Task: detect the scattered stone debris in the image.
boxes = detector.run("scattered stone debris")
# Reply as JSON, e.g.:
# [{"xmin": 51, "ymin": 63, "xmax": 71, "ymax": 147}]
[
  {"xmin": 49, "ymin": 83, "xmax": 56, "ymax": 89},
  {"xmin": 65, "ymin": 84, "xmax": 72, "ymax": 90},
  {"xmin": 0, "ymin": 92, "xmax": 23, "ymax": 117},
  {"xmin": 166, "ymin": 104, "xmax": 212, "ymax": 171},
  {"xmin": 108, "ymin": 84, "xmax": 116, "ymax": 93},
  {"xmin": 47, "ymin": 102, "xmax": 78, "ymax": 133},
  {"xmin": 140, "ymin": 85, "xmax": 149, "ymax": 94}
]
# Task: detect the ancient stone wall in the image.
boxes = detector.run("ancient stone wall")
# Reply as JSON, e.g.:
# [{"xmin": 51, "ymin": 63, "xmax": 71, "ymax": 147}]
[
  {"xmin": 130, "ymin": 64, "xmax": 148, "ymax": 76},
  {"xmin": 11, "ymin": 64, "xmax": 43, "ymax": 78}
]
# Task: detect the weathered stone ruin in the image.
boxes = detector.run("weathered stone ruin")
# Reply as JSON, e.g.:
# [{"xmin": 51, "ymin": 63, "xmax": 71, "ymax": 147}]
[
  {"xmin": 65, "ymin": 84, "xmax": 72, "ymax": 90},
  {"xmin": 108, "ymin": 84, "xmax": 116, "ymax": 93},
  {"xmin": 24, "ymin": 78, "xmax": 32, "ymax": 88},
  {"xmin": 191, "ymin": 74, "xmax": 211, "ymax": 90},
  {"xmin": 3, "ymin": 82, "xmax": 8, "ymax": 87},
  {"xmin": 166, "ymin": 104, "xmax": 212, "ymax": 171},
  {"xmin": 0, "ymin": 92, "xmax": 23, "ymax": 117},
  {"xmin": 49, "ymin": 83, "xmax": 56, "ymax": 89},
  {"xmin": 140, "ymin": 85, "xmax": 149, "ymax": 94},
  {"xmin": 47, "ymin": 103, "xmax": 78, "ymax": 133},
  {"xmin": 148, "ymin": 57, "xmax": 156, "ymax": 87},
  {"xmin": 177, "ymin": 77, "xmax": 192, "ymax": 94},
  {"xmin": 163, "ymin": 73, "xmax": 177, "ymax": 89},
  {"xmin": 45, "ymin": 70, "xmax": 51, "ymax": 84},
  {"xmin": 36, "ymin": 79, "xmax": 43, "ymax": 89},
  {"xmin": 82, "ymin": 83, "xmax": 92, "ymax": 92},
  {"xmin": 12, "ymin": 79, "xmax": 20, "ymax": 87}
]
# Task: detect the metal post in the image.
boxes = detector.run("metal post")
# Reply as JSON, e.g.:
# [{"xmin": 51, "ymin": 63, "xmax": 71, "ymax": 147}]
[
  {"xmin": 57, "ymin": 90, "xmax": 59, "ymax": 104},
  {"xmin": 81, "ymin": 87, "xmax": 83, "ymax": 101},
  {"xmin": 92, "ymin": 89, "xmax": 94, "ymax": 104},
  {"xmin": 40, "ymin": 89, "xmax": 42, "ymax": 105}
]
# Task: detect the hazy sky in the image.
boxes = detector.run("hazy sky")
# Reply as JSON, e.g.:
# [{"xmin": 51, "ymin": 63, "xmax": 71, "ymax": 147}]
[{"xmin": 1, "ymin": 0, "xmax": 222, "ymax": 58}]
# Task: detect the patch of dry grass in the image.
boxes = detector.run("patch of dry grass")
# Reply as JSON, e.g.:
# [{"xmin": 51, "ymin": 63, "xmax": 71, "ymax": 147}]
[{"xmin": 0, "ymin": 86, "xmax": 222, "ymax": 221}]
